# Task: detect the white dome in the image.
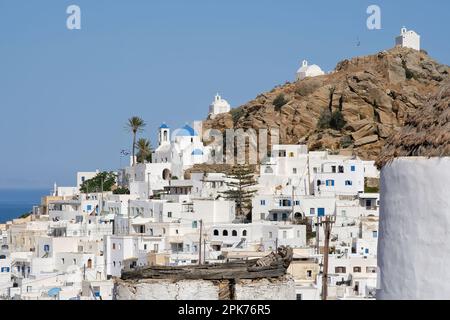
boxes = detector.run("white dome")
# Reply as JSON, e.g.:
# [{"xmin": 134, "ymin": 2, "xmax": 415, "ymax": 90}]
[{"xmin": 210, "ymin": 94, "xmax": 230, "ymax": 109}]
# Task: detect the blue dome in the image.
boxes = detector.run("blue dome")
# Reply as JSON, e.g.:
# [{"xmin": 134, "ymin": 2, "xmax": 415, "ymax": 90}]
[
  {"xmin": 191, "ymin": 149, "xmax": 203, "ymax": 155},
  {"xmin": 174, "ymin": 124, "xmax": 198, "ymax": 137},
  {"xmin": 159, "ymin": 123, "xmax": 169, "ymax": 129}
]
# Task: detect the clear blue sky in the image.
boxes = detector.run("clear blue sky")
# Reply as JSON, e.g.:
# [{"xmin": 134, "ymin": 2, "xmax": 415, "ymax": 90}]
[{"xmin": 0, "ymin": 0, "xmax": 449, "ymax": 189}]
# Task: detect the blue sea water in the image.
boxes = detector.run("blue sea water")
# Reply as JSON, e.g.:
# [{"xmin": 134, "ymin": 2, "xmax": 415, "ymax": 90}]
[{"xmin": 0, "ymin": 189, "xmax": 49, "ymax": 223}]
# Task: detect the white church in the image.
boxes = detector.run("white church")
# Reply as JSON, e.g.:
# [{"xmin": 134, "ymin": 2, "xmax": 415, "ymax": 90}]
[
  {"xmin": 296, "ymin": 60, "xmax": 325, "ymax": 81},
  {"xmin": 152, "ymin": 122, "xmax": 211, "ymax": 178},
  {"xmin": 395, "ymin": 27, "xmax": 420, "ymax": 51},
  {"xmin": 208, "ymin": 93, "xmax": 231, "ymax": 119}
]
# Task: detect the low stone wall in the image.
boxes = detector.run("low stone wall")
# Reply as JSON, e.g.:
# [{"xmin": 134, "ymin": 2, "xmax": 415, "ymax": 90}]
[{"xmin": 114, "ymin": 276, "xmax": 296, "ymax": 300}]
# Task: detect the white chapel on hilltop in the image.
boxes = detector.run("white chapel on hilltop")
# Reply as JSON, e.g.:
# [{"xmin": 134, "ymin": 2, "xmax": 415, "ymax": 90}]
[
  {"xmin": 395, "ymin": 27, "xmax": 420, "ymax": 51},
  {"xmin": 208, "ymin": 93, "xmax": 231, "ymax": 119},
  {"xmin": 296, "ymin": 60, "xmax": 325, "ymax": 81}
]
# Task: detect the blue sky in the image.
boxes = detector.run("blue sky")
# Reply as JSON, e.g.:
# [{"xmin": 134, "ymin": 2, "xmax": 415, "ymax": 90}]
[{"xmin": 0, "ymin": 0, "xmax": 449, "ymax": 189}]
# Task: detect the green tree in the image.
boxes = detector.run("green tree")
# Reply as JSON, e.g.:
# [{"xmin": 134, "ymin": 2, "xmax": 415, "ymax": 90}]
[
  {"xmin": 79, "ymin": 171, "xmax": 117, "ymax": 193},
  {"xmin": 126, "ymin": 116, "xmax": 146, "ymax": 166},
  {"xmin": 220, "ymin": 165, "xmax": 258, "ymax": 221},
  {"xmin": 136, "ymin": 138, "xmax": 153, "ymax": 164}
]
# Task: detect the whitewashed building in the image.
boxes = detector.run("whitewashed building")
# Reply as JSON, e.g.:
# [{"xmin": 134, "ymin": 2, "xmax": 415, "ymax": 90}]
[{"xmin": 395, "ymin": 27, "xmax": 420, "ymax": 51}]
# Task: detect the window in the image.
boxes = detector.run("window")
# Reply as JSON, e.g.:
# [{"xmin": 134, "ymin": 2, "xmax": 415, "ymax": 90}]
[
  {"xmin": 232, "ymin": 230, "xmax": 237, "ymax": 236},
  {"xmin": 44, "ymin": 245, "xmax": 50, "ymax": 252},
  {"xmin": 260, "ymin": 213, "xmax": 265, "ymax": 220},
  {"xmin": 289, "ymin": 152, "xmax": 294, "ymax": 157},
  {"xmin": 192, "ymin": 221, "xmax": 198, "ymax": 228},
  {"xmin": 61, "ymin": 258, "xmax": 65, "ymax": 264},
  {"xmin": 295, "ymin": 200, "xmax": 300, "ymax": 206},
  {"xmin": 1, "ymin": 267, "xmax": 10, "ymax": 273},
  {"xmin": 268, "ymin": 232, "xmax": 273, "ymax": 239},
  {"xmin": 365, "ymin": 248, "xmax": 369, "ymax": 254},
  {"xmin": 353, "ymin": 266, "xmax": 362, "ymax": 273},
  {"xmin": 373, "ymin": 231, "xmax": 378, "ymax": 238},
  {"xmin": 326, "ymin": 180, "xmax": 335, "ymax": 187},
  {"xmin": 144, "ymin": 244, "xmax": 147, "ymax": 250},
  {"xmin": 223, "ymin": 230, "xmax": 228, "ymax": 236},
  {"xmin": 306, "ymin": 270, "xmax": 312, "ymax": 278},
  {"xmin": 112, "ymin": 243, "xmax": 116, "ymax": 250},
  {"xmin": 310, "ymin": 208, "xmax": 315, "ymax": 215},
  {"xmin": 331, "ymin": 166, "xmax": 336, "ymax": 173},
  {"xmin": 113, "ymin": 261, "xmax": 116, "ymax": 267},
  {"xmin": 297, "ymin": 230, "xmax": 300, "ymax": 238},
  {"xmin": 282, "ymin": 231, "xmax": 287, "ymax": 239},
  {"xmin": 242, "ymin": 230, "xmax": 247, "ymax": 237},
  {"xmin": 167, "ymin": 212, "xmax": 172, "ymax": 218},
  {"xmin": 335, "ymin": 266, "xmax": 346, "ymax": 273},
  {"xmin": 282, "ymin": 213, "xmax": 288, "ymax": 221},
  {"xmin": 87, "ymin": 205, "xmax": 92, "ymax": 212},
  {"xmin": 213, "ymin": 229, "xmax": 219, "ymax": 236},
  {"xmin": 351, "ymin": 165, "xmax": 356, "ymax": 172},
  {"xmin": 73, "ymin": 259, "xmax": 77, "ymax": 264},
  {"xmin": 293, "ymin": 168, "xmax": 297, "ymax": 174},
  {"xmin": 296, "ymin": 294, "xmax": 302, "ymax": 300},
  {"xmin": 366, "ymin": 200, "xmax": 372, "ymax": 207},
  {"xmin": 260, "ymin": 200, "xmax": 266, "ymax": 206},
  {"xmin": 338, "ymin": 166, "xmax": 344, "ymax": 173},
  {"xmin": 317, "ymin": 180, "xmax": 322, "ymax": 186},
  {"xmin": 366, "ymin": 267, "xmax": 377, "ymax": 273},
  {"xmin": 345, "ymin": 180, "xmax": 353, "ymax": 186}
]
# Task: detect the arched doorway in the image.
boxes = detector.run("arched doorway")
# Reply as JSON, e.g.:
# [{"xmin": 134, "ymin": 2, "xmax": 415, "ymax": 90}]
[
  {"xmin": 162, "ymin": 169, "xmax": 171, "ymax": 180},
  {"xmin": 87, "ymin": 258, "xmax": 92, "ymax": 269}
]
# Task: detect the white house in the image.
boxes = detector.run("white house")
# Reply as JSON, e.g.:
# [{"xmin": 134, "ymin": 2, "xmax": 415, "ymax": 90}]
[
  {"xmin": 395, "ymin": 27, "xmax": 420, "ymax": 51},
  {"xmin": 296, "ymin": 60, "xmax": 325, "ymax": 81}
]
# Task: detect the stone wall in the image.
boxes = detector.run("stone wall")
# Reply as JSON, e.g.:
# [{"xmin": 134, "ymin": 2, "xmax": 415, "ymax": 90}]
[{"xmin": 114, "ymin": 276, "xmax": 296, "ymax": 300}]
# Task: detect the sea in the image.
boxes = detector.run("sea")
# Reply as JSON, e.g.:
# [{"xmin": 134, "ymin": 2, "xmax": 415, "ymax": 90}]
[{"xmin": 0, "ymin": 188, "xmax": 50, "ymax": 223}]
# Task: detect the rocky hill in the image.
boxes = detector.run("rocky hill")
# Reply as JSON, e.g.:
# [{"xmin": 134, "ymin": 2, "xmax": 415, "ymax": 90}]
[{"xmin": 203, "ymin": 47, "xmax": 449, "ymax": 160}]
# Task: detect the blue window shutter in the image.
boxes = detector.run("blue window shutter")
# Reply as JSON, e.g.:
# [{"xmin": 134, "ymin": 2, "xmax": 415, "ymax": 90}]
[
  {"xmin": 351, "ymin": 165, "xmax": 356, "ymax": 172},
  {"xmin": 318, "ymin": 208, "xmax": 325, "ymax": 217}
]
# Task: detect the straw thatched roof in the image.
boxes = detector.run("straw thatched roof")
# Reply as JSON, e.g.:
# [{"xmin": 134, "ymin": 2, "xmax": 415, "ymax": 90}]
[{"xmin": 376, "ymin": 80, "xmax": 450, "ymax": 168}]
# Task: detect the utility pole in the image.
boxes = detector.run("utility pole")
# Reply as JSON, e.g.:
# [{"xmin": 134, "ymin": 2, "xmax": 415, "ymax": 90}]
[
  {"xmin": 203, "ymin": 237, "xmax": 206, "ymax": 264},
  {"xmin": 147, "ymin": 172, "xmax": 151, "ymax": 199},
  {"xmin": 321, "ymin": 215, "xmax": 335, "ymax": 301},
  {"xmin": 316, "ymin": 216, "xmax": 320, "ymax": 255},
  {"xmin": 198, "ymin": 219, "xmax": 203, "ymax": 265},
  {"xmin": 127, "ymin": 199, "xmax": 131, "ymax": 236},
  {"xmin": 291, "ymin": 184, "xmax": 295, "ymax": 224}
]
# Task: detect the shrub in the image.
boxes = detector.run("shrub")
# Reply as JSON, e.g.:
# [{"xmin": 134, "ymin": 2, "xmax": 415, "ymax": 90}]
[
  {"xmin": 113, "ymin": 187, "xmax": 130, "ymax": 195},
  {"xmin": 273, "ymin": 94, "xmax": 288, "ymax": 110},
  {"xmin": 230, "ymin": 108, "xmax": 245, "ymax": 126},
  {"xmin": 330, "ymin": 110, "xmax": 347, "ymax": 130},
  {"xmin": 318, "ymin": 109, "xmax": 346, "ymax": 131},
  {"xmin": 340, "ymin": 136, "xmax": 353, "ymax": 148}
]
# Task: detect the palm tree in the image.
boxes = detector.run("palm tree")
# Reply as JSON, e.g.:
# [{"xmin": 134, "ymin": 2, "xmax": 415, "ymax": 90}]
[
  {"xmin": 126, "ymin": 116, "xmax": 146, "ymax": 166},
  {"xmin": 136, "ymin": 138, "xmax": 152, "ymax": 164}
]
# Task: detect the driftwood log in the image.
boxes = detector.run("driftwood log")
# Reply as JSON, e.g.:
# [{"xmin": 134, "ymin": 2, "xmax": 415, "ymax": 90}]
[{"xmin": 121, "ymin": 246, "xmax": 294, "ymax": 281}]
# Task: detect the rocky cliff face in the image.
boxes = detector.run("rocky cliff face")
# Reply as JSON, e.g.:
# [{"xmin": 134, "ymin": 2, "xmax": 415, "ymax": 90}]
[{"xmin": 203, "ymin": 47, "xmax": 449, "ymax": 160}]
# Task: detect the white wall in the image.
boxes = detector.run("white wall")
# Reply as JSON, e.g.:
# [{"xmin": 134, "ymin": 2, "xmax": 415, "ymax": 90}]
[{"xmin": 377, "ymin": 157, "xmax": 450, "ymax": 299}]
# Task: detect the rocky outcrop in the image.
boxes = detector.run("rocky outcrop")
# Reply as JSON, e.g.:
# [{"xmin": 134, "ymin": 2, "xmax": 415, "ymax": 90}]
[{"xmin": 203, "ymin": 47, "xmax": 449, "ymax": 160}]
